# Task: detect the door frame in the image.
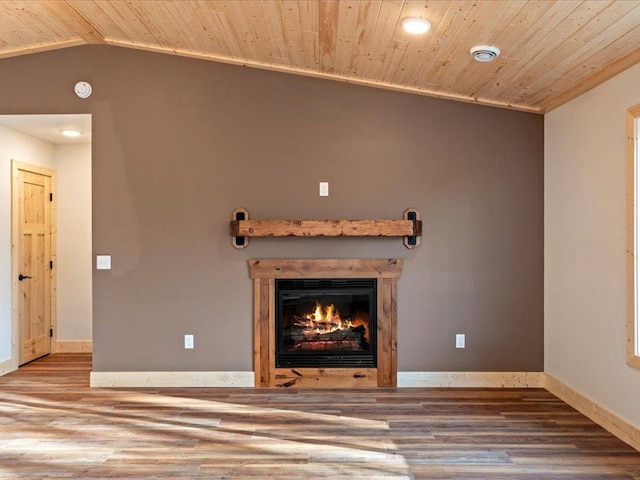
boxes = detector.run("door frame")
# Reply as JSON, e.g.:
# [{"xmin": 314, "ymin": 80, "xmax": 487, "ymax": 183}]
[{"xmin": 11, "ymin": 160, "xmax": 57, "ymax": 368}]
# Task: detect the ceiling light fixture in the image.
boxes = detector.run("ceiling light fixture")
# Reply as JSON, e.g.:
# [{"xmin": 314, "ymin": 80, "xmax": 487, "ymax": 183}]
[
  {"xmin": 62, "ymin": 129, "xmax": 81, "ymax": 137},
  {"xmin": 402, "ymin": 18, "xmax": 431, "ymax": 35},
  {"xmin": 470, "ymin": 45, "xmax": 501, "ymax": 62}
]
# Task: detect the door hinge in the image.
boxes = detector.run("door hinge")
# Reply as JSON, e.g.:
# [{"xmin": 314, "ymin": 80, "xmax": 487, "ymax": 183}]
[
  {"xmin": 49, "ymin": 328, "xmax": 53, "ymax": 338},
  {"xmin": 50, "ymin": 260, "xmax": 53, "ymax": 270}
]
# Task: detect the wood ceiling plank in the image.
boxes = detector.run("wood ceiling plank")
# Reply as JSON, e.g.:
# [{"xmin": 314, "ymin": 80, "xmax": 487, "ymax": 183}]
[
  {"xmin": 464, "ymin": 0, "xmax": 570, "ymax": 105},
  {"xmin": 334, "ymin": 0, "xmax": 361, "ymax": 75},
  {"xmin": 385, "ymin": 0, "xmax": 454, "ymax": 86},
  {"xmin": 376, "ymin": 0, "xmax": 423, "ymax": 85},
  {"xmin": 216, "ymin": 1, "xmax": 262, "ymax": 61},
  {"xmin": 274, "ymin": 0, "xmax": 305, "ymax": 68},
  {"xmin": 358, "ymin": 0, "xmax": 404, "ymax": 81},
  {"xmin": 352, "ymin": 0, "xmax": 383, "ymax": 72},
  {"xmin": 380, "ymin": 0, "xmax": 420, "ymax": 84},
  {"xmin": 154, "ymin": 3, "xmax": 191, "ymax": 51},
  {"xmin": 296, "ymin": 0, "xmax": 320, "ymax": 70},
  {"xmin": 263, "ymin": 3, "xmax": 297, "ymax": 66},
  {"xmin": 528, "ymin": 21, "xmax": 640, "ymax": 110},
  {"xmin": 480, "ymin": 1, "xmax": 606, "ymax": 105},
  {"xmin": 318, "ymin": 0, "xmax": 339, "ymax": 74},
  {"xmin": 196, "ymin": 2, "xmax": 231, "ymax": 55},
  {"xmin": 181, "ymin": 2, "xmax": 221, "ymax": 53},
  {"xmin": 429, "ymin": 0, "xmax": 528, "ymax": 100},
  {"xmin": 245, "ymin": 1, "xmax": 279, "ymax": 62},
  {"xmin": 459, "ymin": 0, "xmax": 558, "ymax": 99},
  {"xmin": 36, "ymin": 1, "xmax": 104, "ymax": 45},
  {"xmin": 348, "ymin": 0, "xmax": 383, "ymax": 76},
  {"xmin": 68, "ymin": 0, "xmax": 149, "ymax": 45},
  {"xmin": 513, "ymin": 2, "xmax": 640, "ymax": 107},
  {"xmin": 120, "ymin": 0, "xmax": 167, "ymax": 47},
  {"xmin": 194, "ymin": 2, "xmax": 248, "ymax": 58},
  {"xmin": 204, "ymin": 3, "xmax": 245, "ymax": 60},
  {"xmin": 544, "ymin": 44, "xmax": 640, "ymax": 112},
  {"xmin": 0, "ymin": 1, "xmax": 84, "ymax": 51},
  {"xmin": 380, "ymin": 38, "xmax": 409, "ymax": 84},
  {"xmin": 406, "ymin": 1, "xmax": 487, "ymax": 89},
  {"xmin": 172, "ymin": 2, "xmax": 214, "ymax": 53}
]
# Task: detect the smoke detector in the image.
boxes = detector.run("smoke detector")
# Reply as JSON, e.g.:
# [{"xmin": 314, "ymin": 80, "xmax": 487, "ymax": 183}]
[
  {"xmin": 74, "ymin": 81, "xmax": 92, "ymax": 98},
  {"xmin": 470, "ymin": 45, "xmax": 501, "ymax": 62}
]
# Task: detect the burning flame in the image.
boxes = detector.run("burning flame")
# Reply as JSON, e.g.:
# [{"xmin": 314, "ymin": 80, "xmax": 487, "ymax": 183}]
[{"xmin": 297, "ymin": 302, "xmax": 367, "ymax": 338}]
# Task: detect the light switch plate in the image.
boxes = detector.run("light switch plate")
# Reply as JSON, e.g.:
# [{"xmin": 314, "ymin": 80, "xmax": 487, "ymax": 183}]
[{"xmin": 96, "ymin": 255, "xmax": 111, "ymax": 270}]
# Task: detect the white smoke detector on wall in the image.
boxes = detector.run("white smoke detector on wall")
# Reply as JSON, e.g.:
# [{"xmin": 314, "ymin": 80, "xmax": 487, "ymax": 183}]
[
  {"xmin": 470, "ymin": 45, "xmax": 501, "ymax": 62},
  {"xmin": 74, "ymin": 81, "xmax": 92, "ymax": 98}
]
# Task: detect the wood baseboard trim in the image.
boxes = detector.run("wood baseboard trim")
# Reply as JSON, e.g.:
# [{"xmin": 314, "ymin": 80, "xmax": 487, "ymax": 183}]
[
  {"xmin": 91, "ymin": 371, "xmax": 544, "ymax": 388},
  {"xmin": 90, "ymin": 371, "xmax": 255, "ymax": 388},
  {"xmin": 54, "ymin": 341, "xmax": 93, "ymax": 353},
  {"xmin": 0, "ymin": 358, "xmax": 16, "ymax": 376},
  {"xmin": 544, "ymin": 373, "xmax": 640, "ymax": 452},
  {"xmin": 397, "ymin": 371, "xmax": 544, "ymax": 388}
]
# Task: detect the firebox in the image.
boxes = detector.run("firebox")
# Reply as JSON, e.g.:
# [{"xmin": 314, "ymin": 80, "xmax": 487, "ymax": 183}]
[{"xmin": 275, "ymin": 278, "xmax": 377, "ymax": 368}]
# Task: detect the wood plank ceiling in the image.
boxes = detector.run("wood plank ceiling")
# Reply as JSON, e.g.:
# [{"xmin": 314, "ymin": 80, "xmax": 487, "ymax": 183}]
[{"xmin": 2, "ymin": 0, "xmax": 640, "ymax": 113}]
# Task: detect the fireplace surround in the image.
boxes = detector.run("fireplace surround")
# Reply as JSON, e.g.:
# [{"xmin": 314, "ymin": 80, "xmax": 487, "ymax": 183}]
[{"xmin": 248, "ymin": 258, "xmax": 402, "ymax": 388}]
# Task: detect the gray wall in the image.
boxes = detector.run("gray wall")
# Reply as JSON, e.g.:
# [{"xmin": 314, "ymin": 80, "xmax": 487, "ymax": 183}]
[{"xmin": 0, "ymin": 46, "xmax": 544, "ymax": 372}]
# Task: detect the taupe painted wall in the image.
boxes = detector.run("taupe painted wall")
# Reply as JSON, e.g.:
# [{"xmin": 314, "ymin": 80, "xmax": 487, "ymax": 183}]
[{"xmin": 0, "ymin": 46, "xmax": 543, "ymax": 372}]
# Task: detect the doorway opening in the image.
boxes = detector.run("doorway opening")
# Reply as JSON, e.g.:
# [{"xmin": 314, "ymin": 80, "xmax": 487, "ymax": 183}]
[{"xmin": 0, "ymin": 114, "xmax": 92, "ymax": 372}]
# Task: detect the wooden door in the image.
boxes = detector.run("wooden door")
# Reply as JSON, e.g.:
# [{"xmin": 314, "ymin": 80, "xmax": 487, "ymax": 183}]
[{"xmin": 15, "ymin": 163, "xmax": 55, "ymax": 365}]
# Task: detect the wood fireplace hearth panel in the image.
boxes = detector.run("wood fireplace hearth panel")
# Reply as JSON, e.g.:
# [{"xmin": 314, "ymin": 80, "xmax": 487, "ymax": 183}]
[{"xmin": 248, "ymin": 258, "xmax": 402, "ymax": 388}]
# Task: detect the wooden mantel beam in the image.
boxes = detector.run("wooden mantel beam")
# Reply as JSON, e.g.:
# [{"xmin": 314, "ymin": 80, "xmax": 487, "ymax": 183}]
[{"xmin": 230, "ymin": 219, "xmax": 422, "ymax": 238}]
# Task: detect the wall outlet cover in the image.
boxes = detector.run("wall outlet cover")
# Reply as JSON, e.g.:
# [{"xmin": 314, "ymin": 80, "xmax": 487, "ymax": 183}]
[
  {"xmin": 184, "ymin": 334, "xmax": 194, "ymax": 349},
  {"xmin": 455, "ymin": 333, "xmax": 466, "ymax": 349}
]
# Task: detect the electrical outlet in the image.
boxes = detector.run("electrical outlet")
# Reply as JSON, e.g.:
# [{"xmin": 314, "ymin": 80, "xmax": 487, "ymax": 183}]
[
  {"xmin": 319, "ymin": 182, "xmax": 329, "ymax": 197},
  {"xmin": 184, "ymin": 334, "xmax": 194, "ymax": 349},
  {"xmin": 455, "ymin": 334, "xmax": 465, "ymax": 349}
]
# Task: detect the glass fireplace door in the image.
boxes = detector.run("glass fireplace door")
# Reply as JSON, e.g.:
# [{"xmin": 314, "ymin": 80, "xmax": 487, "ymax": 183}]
[{"xmin": 275, "ymin": 278, "xmax": 376, "ymax": 368}]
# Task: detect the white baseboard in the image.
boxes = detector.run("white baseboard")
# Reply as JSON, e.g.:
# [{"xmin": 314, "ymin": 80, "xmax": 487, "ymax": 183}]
[
  {"xmin": 54, "ymin": 341, "xmax": 92, "ymax": 353},
  {"xmin": 90, "ymin": 371, "xmax": 255, "ymax": 388},
  {"xmin": 397, "ymin": 371, "xmax": 543, "ymax": 388},
  {"xmin": 0, "ymin": 358, "xmax": 16, "ymax": 376},
  {"xmin": 544, "ymin": 373, "xmax": 640, "ymax": 452}
]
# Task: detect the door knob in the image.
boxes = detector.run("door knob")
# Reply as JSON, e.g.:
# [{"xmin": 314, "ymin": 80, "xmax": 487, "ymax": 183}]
[{"xmin": 18, "ymin": 274, "xmax": 32, "ymax": 281}]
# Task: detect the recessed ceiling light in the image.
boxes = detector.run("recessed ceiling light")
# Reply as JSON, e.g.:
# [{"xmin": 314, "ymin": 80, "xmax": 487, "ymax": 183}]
[
  {"xmin": 62, "ymin": 129, "xmax": 81, "ymax": 137},
  {"xmin": 402, "ymin": 18, "xmax": 431, "ymax": 35},
  {"xmin": 470, "ymin": 45, "xmax": 501, "ymax": 62}
]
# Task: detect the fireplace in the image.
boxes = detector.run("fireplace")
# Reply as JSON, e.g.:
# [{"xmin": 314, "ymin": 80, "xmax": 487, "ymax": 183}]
[
  {"xmin": 249, "ymin": 258, "xmax": 402, "ymax": 388},
  {"xmin": 275, "ymin": 278, "xmax": 376, "ymax": 368}
]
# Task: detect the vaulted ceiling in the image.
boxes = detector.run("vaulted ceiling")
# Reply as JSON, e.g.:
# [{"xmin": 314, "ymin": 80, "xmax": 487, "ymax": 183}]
[{"xmin": 2, "ymin": 0, "xmax": 640, "ymax": 113}]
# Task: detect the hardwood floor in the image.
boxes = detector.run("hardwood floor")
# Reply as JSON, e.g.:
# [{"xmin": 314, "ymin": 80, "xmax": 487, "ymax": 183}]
[{"xmin": 0, "ymin": 354, "xmax": 639, "ymax": 479}]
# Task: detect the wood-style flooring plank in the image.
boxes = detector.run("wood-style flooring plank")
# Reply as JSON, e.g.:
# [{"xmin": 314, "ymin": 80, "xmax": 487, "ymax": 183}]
[{"xmin": 0, "ymin": 354, "xmax": 638, "ymax": 479}]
